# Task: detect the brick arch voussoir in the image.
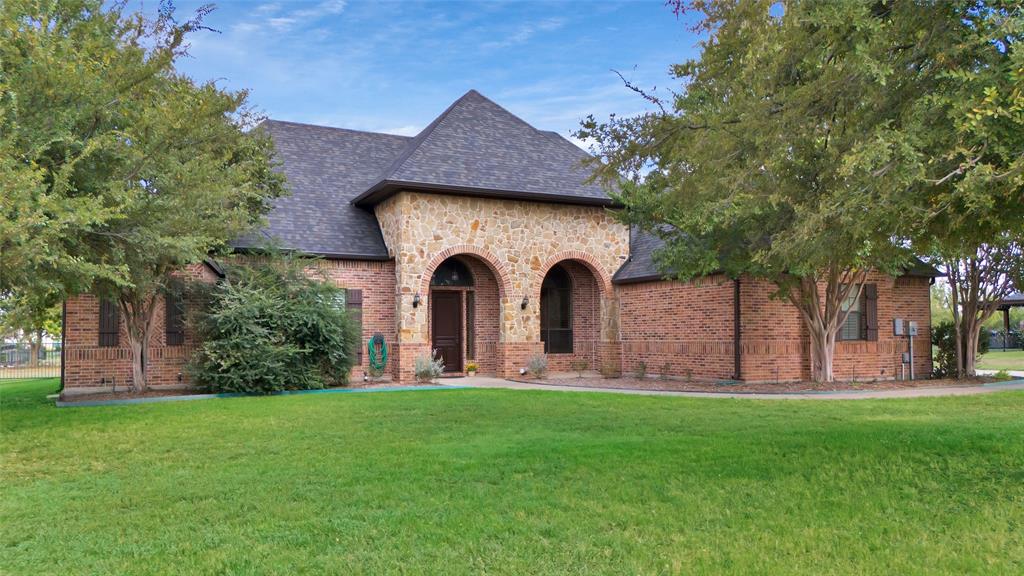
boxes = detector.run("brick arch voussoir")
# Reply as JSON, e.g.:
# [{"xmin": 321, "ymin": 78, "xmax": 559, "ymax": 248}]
[
  {"xmin": 419, "ymin": 245, "xmax": 513, "ymax": 299},
  {"xmin": 533, "ymin": 250, "xmax": 614, "ymax": 301}
]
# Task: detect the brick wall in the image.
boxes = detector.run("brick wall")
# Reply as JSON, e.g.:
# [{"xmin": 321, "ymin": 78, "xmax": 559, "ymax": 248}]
[
  {"xmin": 617, "ymin": 272, "xmax": 933, "ymax": 383},
  {"xmin": 63, "ymin": 259, "xmax": 397, "ymax": 392},
  {"xmin": 617, "ymin": 275, "xmax": 737, "ymax": 380}
]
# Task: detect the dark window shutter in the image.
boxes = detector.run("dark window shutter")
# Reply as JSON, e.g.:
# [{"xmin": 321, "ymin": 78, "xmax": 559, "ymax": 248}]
[
  {"xmin": 98, "ymin": 299, "xmax": 120, "ymax": 347},
  {"xmin": 165, "ymin": 291, "xmax": 185, "ymax": 346},
  {"xmin": 864, "ymin": 284, "xmax": 878, "ymax": 341},
  {"xmin": 346, "ymin": 289, "xmax": 363, "ymax": 364}
]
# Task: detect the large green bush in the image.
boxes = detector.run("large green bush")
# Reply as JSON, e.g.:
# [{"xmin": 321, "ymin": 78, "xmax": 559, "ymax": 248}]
[
  {"xmin": 189, "ymin": 257, "xmax": 358, "ymax": 393},
  {"xmin": 931, "ymin": 321, "xmax": 989, "ymax": 378}
]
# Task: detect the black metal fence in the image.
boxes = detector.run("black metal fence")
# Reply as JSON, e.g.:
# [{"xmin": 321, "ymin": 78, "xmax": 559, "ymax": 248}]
[
  {"xmin": 0, "ymin": 342, "xmax": 61, "ymax": 379},
  {"xmin": 988, "ymin": 330, "xmax": 1022, "ymax": 351}
]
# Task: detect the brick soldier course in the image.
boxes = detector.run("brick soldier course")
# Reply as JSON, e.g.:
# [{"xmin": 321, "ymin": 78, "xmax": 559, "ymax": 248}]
[{"xmin": 61, "ymin": 90, "xmax": 938, "ymax": 393}]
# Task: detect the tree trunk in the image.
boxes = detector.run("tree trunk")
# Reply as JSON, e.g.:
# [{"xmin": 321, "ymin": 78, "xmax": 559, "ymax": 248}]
[
  {"xmin": 120, "ymin": 293, "xmax": 157, "ymax": 392},
  {"xmin": 782, "ymin": 268, "xmax": 867, "ymax": 383},
  {"xmin": 27, "ymin": 331, "xmax": 41, "ymax": 368}
]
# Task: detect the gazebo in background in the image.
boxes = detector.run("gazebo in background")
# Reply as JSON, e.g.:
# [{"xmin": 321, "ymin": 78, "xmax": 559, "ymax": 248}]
[{"xmin": 994, "ymin": 292, "xmax": 1024, "ymax": 350}]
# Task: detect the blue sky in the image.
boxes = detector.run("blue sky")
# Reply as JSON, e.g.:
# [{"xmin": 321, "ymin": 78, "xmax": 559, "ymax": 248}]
[{"xmin": 156, "ymin": 1, "xmax": 702, "ymax": 144}]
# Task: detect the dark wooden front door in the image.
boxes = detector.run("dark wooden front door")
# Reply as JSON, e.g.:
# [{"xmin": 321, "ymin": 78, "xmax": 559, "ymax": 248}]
[{"xmin": 431, "ymin": 291, "xmax": 462, "ymax": 373}]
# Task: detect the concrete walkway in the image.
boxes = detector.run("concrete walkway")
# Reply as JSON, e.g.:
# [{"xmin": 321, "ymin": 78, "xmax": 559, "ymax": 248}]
[{"xmin": 455, "ymin": 376, "xmax": 1024, "ymax": 400}]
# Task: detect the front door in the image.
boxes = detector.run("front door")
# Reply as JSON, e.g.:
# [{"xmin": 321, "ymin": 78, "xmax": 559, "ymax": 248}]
[{"xmin": 431, "ymin": 291, "xmax": 462, "ymax": 373}]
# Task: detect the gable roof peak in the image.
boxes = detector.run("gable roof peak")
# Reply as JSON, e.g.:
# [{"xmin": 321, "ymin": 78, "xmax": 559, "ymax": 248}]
[{"xmin": 352, "ymin": 89, "xmax": 613, "ymax": 207}]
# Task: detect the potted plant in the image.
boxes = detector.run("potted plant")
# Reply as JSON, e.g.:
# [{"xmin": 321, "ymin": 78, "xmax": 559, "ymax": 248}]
[{"xmin": 465, "ymin": 361, "xmax": 478, "ymax": 377}]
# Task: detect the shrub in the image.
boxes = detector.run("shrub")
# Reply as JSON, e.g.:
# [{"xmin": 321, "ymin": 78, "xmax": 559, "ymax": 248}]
[
  {"xmin": 633, "ymin": 361, "xmax": 647, "ymax": 379},
  {"xmin": 992, "ymin": 369, "xmax": 1014, "ymax": 382},
  {"xmin": 415, "ymin": 350, "xmax": 444, "ymax": 383},
  {"xmin": 189, "ymin": 256, "xmax": 358, "ymax": 394},
  {"xmin": 570, "ymin": 358, "xmax": 589, "ymax": 378},
  {"xmin": 526, "ymin": 354, "xmax": 548, "ymax": 379},
  {"xmin": 599, "ymin": 362, "xmax": 620, "ymax": 379},
  {"xmin": 660, "ymin": 362, "xmax": 672, "ymax": 381},
  {"xmin": 931, "ymin": 321, "xmax": 990, "ymax": 378}
]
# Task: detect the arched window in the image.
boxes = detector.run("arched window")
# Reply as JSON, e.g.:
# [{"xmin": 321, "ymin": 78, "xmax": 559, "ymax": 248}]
[
  {"xmin": 431, "ymin": 258, "xmax": 474, "ymax": 287},
  {"xmin": 540, "ymin": 264, "xmax": 572, "ymax": 353}
]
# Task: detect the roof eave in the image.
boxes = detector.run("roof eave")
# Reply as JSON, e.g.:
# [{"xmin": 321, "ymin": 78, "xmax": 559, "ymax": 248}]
[
  {"xmin": 352, "ymin": 180, "xmax": 619, "ymax": 208},
  {"xmin": 230, "ymin": 245, "xmax": 393, "ymax": 262}
]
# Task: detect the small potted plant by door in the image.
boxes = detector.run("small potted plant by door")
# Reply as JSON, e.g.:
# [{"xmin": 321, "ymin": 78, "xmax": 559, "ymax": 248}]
[{"xmin": 465, "ymin": 361, "xmax": 478, "ymax": 377}]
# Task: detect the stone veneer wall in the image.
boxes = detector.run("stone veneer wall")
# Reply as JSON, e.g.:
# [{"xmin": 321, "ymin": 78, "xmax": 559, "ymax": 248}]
[
  {"xmin": 62, "ymin": 259, "xmax": 397, "ymax": 393},
  {"xmin": 374, "ymin": 191, "xmax": 629, "ymax": 381}
]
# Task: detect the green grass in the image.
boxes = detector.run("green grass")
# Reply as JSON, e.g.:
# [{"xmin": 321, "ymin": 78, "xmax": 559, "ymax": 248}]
[
  {"xmin": 3, "ymin": 378, "xmax": 1024, "ymax": 575},
  {"xmin": 978, "ymin": 349, "xmax": 1024, "ymax": 371}
]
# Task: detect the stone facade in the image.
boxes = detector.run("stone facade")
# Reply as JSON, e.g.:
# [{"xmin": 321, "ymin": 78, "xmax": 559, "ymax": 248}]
[{"xmin": 374, "ymin": 191, "xmax": 629, "ymax": 381}]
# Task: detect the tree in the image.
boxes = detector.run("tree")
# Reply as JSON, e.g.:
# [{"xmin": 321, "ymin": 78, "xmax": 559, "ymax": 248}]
[
  {"xmin": 1, "ymin": 1, "xmax": 286, "ymax": 389},
  {"xmin": 0, "ymin": 289, "xmax": 62, "ymax": 366},
  {"xmin": 905, "ymin": 3, "xmax": 1024, "ymax": 377},
  {"xmin": 580, "ymin": 1, "xmax": 968, "ymax": 381}
]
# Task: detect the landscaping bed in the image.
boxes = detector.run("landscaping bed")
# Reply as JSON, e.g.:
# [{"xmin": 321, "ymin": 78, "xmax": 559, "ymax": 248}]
[{"xmin": 521, "ymin": 375, "xmax": 1003, "ymax": 394}]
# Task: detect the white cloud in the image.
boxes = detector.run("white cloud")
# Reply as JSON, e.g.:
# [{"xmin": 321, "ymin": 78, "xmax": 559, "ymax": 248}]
[
  {"xmin": 380, "ymin": 125, "xmax": 422, "ymax": 137},
  {"xmin": 482, "ymin": 17, "xmax": 566, "ymax": 50},
  {"xmin": 241, "ymin": 0, "xmax": 347, "ymax": 33}
]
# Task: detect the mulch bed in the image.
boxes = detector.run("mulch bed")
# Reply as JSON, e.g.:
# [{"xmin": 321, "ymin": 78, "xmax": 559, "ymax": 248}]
[{"xmin": 518, "ymin": 375, "xmax": 1003, "ymax": 394}]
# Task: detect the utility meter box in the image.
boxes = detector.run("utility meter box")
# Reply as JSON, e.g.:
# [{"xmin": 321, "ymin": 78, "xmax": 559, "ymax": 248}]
[
  {"xmin": 908, "ymin": 321, "xmax": 919, "ymax": 336},
  {"xmin": 893, "ymin": 318, "xmax": 905, "ymax": 336},
  {"xmin": 902, "ymin": 352, "xmax": 911, "ymax": 363}
]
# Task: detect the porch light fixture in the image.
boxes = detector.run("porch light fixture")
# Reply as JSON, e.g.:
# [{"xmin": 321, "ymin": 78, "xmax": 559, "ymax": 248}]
[
  {"xmin": 412, "ymin": 293, "xmax": 421, "ymax": 308},
  {"xmin": 520, "ymin": 296, "xmax": 529, "ymax": 310}
]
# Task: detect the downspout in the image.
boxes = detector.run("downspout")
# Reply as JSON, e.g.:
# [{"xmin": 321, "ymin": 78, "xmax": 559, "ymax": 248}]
[
  {"xmin": 59, "ymin": 300, "xmax": 67, "ymax": 393},
  {"xmin": 733, "ymin": 277, "xmax": 742, "ymax": 381}
]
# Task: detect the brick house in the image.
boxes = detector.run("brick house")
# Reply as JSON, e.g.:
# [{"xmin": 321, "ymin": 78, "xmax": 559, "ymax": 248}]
[{"xmin": 61, "ymin": 90, "xmax": 937, "ymax": 393}]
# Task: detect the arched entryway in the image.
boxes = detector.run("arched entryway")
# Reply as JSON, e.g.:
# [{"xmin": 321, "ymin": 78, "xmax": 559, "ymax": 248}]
[
  {"xmin": 428, "ymin": 255, "xmax": 501, "ymax": 375},
  {"xmin": 539, "ymin": 260, "xmax": 601, "ymax": 372}
]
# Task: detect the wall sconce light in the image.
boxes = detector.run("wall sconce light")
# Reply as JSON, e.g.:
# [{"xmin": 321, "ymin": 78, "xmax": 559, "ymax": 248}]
[
  {"xmin": 520, "ymin": 296, "xmax": 529, "ymax": 310},
  {"xmin": 412, "ymin": 293, "xmax": 421, "ymax": 308}
]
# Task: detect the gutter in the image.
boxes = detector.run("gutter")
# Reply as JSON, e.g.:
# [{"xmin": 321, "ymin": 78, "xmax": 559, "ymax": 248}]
[
  {"xmin": 59, "ymin": 300, "xmax": 66, "ymax": 393},
  {"xmin": 733, "ymin": 277, "xmax": 742, "ymax": 381},
  {"xmin": 352, "ymin": 180, "xmax": 619, "ymax": 209}
]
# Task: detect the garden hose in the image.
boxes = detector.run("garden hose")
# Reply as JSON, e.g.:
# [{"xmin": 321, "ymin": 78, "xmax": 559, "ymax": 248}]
[{"xmin": 368, "ymin": 333, "xmax": 388, "ymax": 371}]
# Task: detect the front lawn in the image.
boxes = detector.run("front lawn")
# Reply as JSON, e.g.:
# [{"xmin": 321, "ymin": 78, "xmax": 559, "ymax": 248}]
[
  {"xmin": 979, "ymin": 349, "xmax": 1024, "ymax": 371},
  {"xmin": 3, "ymin": 378, "xmax": 1023, "ymax": 575}
]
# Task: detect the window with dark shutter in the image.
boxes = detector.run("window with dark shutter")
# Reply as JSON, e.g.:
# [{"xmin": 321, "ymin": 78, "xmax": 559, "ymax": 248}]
[
  {"xmin": 165, "ymin": 289, "xmax": 185, "ymax": 346},
  {"xmin": 863, "ymin": 284, "xmax": 878, "ymax": 341},
  {"xmin": 839, "ymin": 284, "xmax": 873, "ymax": 341},
  {"xmin": 98, "ymin": 299, "xmax": 120, "ymax": 347},
  {"xmin": 346, "ymin": 289, "xmax": 363, "ymax": 364}
]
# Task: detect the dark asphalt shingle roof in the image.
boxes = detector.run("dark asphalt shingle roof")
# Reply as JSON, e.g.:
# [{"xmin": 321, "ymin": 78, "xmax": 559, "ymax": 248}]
[
  {"xmin": 236, "ymin": 90, "xmax": 612, "ymax": 258},
  {"xmin": 612, "ymin": 229, "xmax": 945, "ymax": 283},
  {"xmin": 233, "ymin": 120, "xmax": 411, "ymax": 259},
  {"xmin": 352, "ymin": 90, "xmax": 612, "ymax": 206}
]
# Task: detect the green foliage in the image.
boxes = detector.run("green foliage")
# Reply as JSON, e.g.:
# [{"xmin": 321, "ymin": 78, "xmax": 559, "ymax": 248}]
[
  {"xmin": 932, "ymin": 321, "xmax": 990, "ymax": 378},
  {"xmin": 0, "ymin": 289, "xmax": 61, "ymax": 343},
  {"xmin": 992, "ymin": 369, "xmax": 1014, "ymax": 382},
  {"xmin": 189, "ymin": 256, "xmax": 358, "ymax": 394},
  {"xmin": 0, "ymin": 0, "xmax": 286, "ymax": 388},
  {"xmin": 579, "ymin": 1, "xmax": 1023, "ymax": 381}
]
